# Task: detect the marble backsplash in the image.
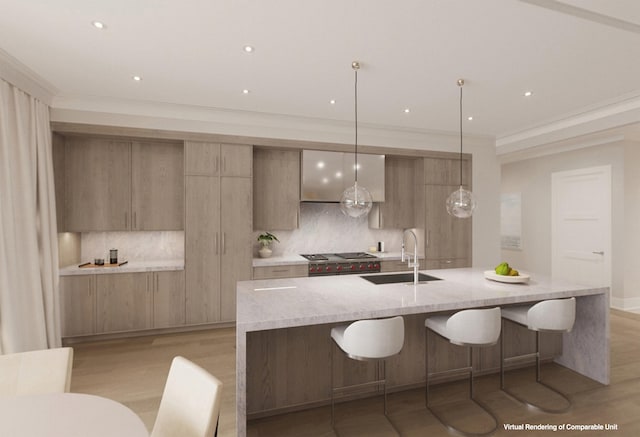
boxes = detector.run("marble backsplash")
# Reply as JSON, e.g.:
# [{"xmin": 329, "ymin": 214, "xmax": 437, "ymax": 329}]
[
  {"xmin": 254, "ymin": 203, "xmax": 416, "ymax": 256},
  {"xmin": 81, "ymin": 231, "xmax": 184, "ymax": 263},
  {"xmin": 76, "ymin": 204, "xmax": 416, "ymax": 263}
]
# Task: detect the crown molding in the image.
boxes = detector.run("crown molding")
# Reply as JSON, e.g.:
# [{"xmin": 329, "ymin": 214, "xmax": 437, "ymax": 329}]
[
  {"xmin": 496, "ymin": 92, "xmax": 640, "ymax": 155},
  {"xmin": 0, "ymin": 48, "xmax": 57, "ymax": 104},
  {"xmin": 51, "ymin": 94, "xmax": 494, "ymax": 153}
]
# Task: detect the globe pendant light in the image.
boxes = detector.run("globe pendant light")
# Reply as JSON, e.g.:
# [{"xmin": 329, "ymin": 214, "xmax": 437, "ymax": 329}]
[
  {"xmin": 340, "ymin": 61, "xmax": 373, "ymax": 218},
  {"xmin": 446, "ymin": 79, "xmax": 476, "ymax": 218}
]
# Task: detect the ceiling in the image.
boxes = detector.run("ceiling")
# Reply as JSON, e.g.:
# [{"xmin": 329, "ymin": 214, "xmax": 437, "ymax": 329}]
[{"xmin": 1, "ymin": 0, "xmax": 640, "ymax": 141}]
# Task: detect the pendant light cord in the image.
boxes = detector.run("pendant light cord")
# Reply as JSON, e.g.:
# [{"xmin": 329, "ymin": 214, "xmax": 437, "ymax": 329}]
[
  {"xmin": 354, "ymin": 67, "xmax": 359, "ymax": 183},
  {"xmin": 459, "ymin": 83, "xmax": 463, "ymax": 187}
]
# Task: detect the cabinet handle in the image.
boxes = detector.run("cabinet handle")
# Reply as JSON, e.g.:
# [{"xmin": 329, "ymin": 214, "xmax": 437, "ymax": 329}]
[
  {"xmin": 214, "ymin": 232, "xmax": 219, "ymax": 255},
  {"xmin": 222, "ymin": 232, "xmax": 226, "ymax": 254},
  {"xmin": 133, "ymin": 212, "xmax": 137, "ymax": 230},
  {"xmin": 125, "ymin": 212, "xmax": 128, "ymax": 228},
  {"xmin": 215, "ymin": 156, "xmax": 219, "ymax": 174},
  {"xmin": 272, "ymin": 268, "xmax": 289, "ymax": 273},
  {"xmin": 443, "ymin": 259, "xmax": 453, "ymax": 264},
  {"xmin": 222, "ymin": 156, "xmax": 226, "ymax": 173},
  {"xmin": 426, "ymin": 230, "xmax": 430, "ymax": 247},
  {"xmin": 592, "ymin": 251, "xmax": 604, "ymax": 255},
  {"xmin": 156, "ymin": 274, "xmax": 158, "ymax": 292}
]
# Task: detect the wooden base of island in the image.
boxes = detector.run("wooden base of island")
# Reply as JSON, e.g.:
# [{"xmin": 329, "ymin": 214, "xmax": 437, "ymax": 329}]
[
  {"xmin": 245, "ymin": 312, "xmax": 562, "ymax": 418},
  {"xmin": 236, "ymin": 269, "xmax": 610, "ymax": 437}
]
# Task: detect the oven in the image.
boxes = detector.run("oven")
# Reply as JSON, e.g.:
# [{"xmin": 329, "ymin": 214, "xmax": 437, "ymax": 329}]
[{"xmin": 301, "ymin": 252, "xmax": 381, "ymax": 276}]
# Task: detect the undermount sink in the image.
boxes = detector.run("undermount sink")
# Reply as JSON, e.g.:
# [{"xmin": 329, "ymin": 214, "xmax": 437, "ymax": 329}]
[{"xmin": 360, "ymin": 273, "xmax": 442, "ymax": 285}]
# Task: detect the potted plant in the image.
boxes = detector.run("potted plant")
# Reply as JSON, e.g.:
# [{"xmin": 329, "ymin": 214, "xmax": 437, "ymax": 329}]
[{"xmin": 257, "ymin": 232, "xmax": 279, "ymax": 258}]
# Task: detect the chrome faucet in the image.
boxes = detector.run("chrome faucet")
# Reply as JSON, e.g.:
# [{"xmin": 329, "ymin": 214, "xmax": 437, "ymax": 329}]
[{"xmin": 401, "ymin": 229, "xmax": 419, "ymax": 285}]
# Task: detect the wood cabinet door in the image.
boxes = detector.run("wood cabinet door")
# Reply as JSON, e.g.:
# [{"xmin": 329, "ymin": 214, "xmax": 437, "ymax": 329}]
[
  {"xmin": 96, "ymin": 273, "xmax": 152, "ymax": 333},
  {"xmin": 423, "ymin": 157, "xmax": 472, "ymax": 186},
  {"xmin": 153, "ymin": 270, "xmax": 186, "ymax": 328},
  {"xmin": 60, "ymin": 275, "xmax": 96, "ymax": 337},
  {"xmin": 425, "ymin": 184, "xmax": 472, "ymax": 261},
  {"xmin": 185, "ymin": 141, "xmax": 220, "ymax": 176},
  {"xmin": 220, "ymin": 144, "xmax": 252, "ymax": 177},
  {"xmin": 220, "ymin": 176, "xmax": 253, "ymax": 321},
  {"xmin": 64, "ymin": 137, "xmax": 131, "ymax": 231},
  {"xmin": 185, "ymin": 175, "xmax": 221, "ymax": 324},
  {"xmin": 253, "ymin": 149, "xmax": 300, "ymax": 230},
  {"xmin": 373, "ymin": 156, "xmax": 416, "ymax": 229},
  {"xmin": 131, "ymin": 141, "xmax": 184, "ymax": 230}
]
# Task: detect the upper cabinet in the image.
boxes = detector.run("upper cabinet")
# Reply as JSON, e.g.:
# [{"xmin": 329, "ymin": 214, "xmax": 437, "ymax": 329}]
[
  {"xmin": 369, "ymin": 156, "xmax": 418, "ymax": 229},
  {"xmin": 131, "ymin": 141, "xmax": 183, "ymax": 231},
  {"xmin": 64, "ymin": 137, "xmax": 132, "ymax": 232},
  {"xmin": 58, "ymin": 136, "xmax": 183, "ymax": 232},
  {"xmin": 185, "ymin": 142, "xmax": 252, "ymax": 177},
  {"xmin": 253, "ymin": 148, "xmax": 300, "ymax": 231}
]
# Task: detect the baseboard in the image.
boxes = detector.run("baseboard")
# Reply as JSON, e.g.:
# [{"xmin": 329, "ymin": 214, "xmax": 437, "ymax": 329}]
[{"xmin": 610, "ymin": 296, "xmax": 640, "ymax": 311}]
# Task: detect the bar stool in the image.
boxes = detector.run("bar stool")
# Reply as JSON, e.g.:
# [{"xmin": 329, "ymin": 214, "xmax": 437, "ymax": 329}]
[
  {"xmin": 330, "ymin": 316, "xmax": 404, "ymax": 426},
  {"xmin": 500, "ymin": 297, "xmax": 576, "ymax": 413},
  {"xmin": 425, "ymin": 308, "xmax": 501, "ymax": 437}
]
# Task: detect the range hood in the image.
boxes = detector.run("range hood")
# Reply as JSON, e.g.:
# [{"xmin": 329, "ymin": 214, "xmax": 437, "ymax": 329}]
[{"xmin": 301, "ymin": 150, "xmax": 385, "ymax": 202}]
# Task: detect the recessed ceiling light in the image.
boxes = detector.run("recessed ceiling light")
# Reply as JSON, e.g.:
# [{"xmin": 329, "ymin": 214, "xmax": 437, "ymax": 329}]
[
  {"xmin": 335, "ymin": 171, "xmax": 342, "ymax": 178},
  {"xmin": 330, "ymin": 99, "xmax": 336, "ymax": 105},
  {"xmin": 92, "ymin": 21, "xmax": 106, "ymax": 29},
  {"xmin": 132, "ymin": 75, "xmax": 142, "ymax": 82},
  {"xmin": 467, "ymin": 116, "xmax": 473, "ymax": 121},
  {"xmin": 403, "ymin": 108, "xmax": 410, "ymax": 113},
  {"xmin": 243, "ymin": 45, "xmax": 254, "ymax": 53},
  {"xmin": 317, "ymin": 161, "xmax": 325, "ymax": 169},
  {"xmin": 242, "ymin": 89, "xmax": 250, "ymax": 94},
  {"xmin": 524, "ymin": 91, "xmax": 533, "ymax": 97}
]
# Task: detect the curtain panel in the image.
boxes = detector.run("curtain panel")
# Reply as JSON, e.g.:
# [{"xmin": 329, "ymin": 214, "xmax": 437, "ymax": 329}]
[{"xmin": 0, "ymin": 78, "xmax": 60, "ymax": 353}]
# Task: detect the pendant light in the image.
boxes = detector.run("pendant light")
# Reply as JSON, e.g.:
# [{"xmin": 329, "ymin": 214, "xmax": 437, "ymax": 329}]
[
  {"xmin": 340, "ymin": 61, "xmax": 373, "ymax": 218},
  {"xmin": 446, "ymin": 79, "xmax": 476, "ymax": 218}
]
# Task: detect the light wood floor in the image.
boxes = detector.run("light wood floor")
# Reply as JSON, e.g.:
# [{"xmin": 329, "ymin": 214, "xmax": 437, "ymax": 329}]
[{"xmin": 70, "ymin": 310, "xmax": 640, "ymax": 436}]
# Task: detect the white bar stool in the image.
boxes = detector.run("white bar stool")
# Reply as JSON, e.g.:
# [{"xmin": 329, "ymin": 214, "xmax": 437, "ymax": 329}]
[
  {"xmin": 425, "ymin": 308, "xmax": 501, "ymax": 437},
  {"xmin": 500, "ymin": 297, "xmax": 575, "ymax": 413},
  {"xmin": 330, "ymin": 316, "xmax": 404, "ymax": 426}
]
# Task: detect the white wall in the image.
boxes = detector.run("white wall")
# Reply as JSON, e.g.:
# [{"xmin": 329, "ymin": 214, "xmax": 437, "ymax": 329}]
[{"xmin": 500, "ymin": 140, "xmax": 640, "ymax": 309}]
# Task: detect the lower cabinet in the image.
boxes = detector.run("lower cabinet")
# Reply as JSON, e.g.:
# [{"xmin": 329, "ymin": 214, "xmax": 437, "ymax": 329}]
[
  {"xmin": 60, "ymin": 270, "xmax": 185, "ymax": 338},
  {"xmin": 379, "ymin": 260, "xmax": 411, "ymax": 273},
  {"xmin": 96, "ymin": 273, "xmax": 153, "ymax": 333},
  {"xmin": 153, "ymin": 271, "xmax": 186, "ymax": 328},
  {"xmin": 253, "ymin": 264, "xmax": 309, "ymax": 279},
  {"xmin": 60, "ymin": 276, "xmax": 96, "ymax": 337}
]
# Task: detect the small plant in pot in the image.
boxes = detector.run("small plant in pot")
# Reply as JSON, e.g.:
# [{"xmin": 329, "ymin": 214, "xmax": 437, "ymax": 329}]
[{"xmin": 257, "ymin": 232, "xmax": 279, "ymax": 258}]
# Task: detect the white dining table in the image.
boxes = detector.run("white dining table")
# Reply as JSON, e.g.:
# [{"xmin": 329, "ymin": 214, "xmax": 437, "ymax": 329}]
[{"xmin": 0, "ymin": 392, "xmax": 149, "ymax": 437}]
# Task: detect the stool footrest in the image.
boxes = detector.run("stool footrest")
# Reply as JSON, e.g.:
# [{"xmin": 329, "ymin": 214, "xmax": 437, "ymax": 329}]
[
  {"xmin": 427, "ymin": 365, "xmax": 473, "ymax": 380},
  {"xmin": 332, "ymin": 378, "xmax": 385, "ymax": 394}
]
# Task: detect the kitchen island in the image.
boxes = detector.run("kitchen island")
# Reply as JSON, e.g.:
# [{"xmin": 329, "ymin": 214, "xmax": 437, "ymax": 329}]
[{"xmin": 236, "ymin": 267, "xmax": 609, "ymax": 436}]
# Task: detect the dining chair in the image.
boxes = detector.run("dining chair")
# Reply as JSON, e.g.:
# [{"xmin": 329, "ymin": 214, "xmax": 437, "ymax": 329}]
[
  {"xmin": 425, "ymin": 307, "xmax": 501, "ymax": 437},
  {"xmin": 330, "ymin": 316, "xmax": 405, "ymax": 426},
  {"xmin": 151, "ymin": 356, "xmax": 223, "ymax": 437},
  {"xmin": 0, "ymin": 347, "xmax": 73, "ymax": 396},
  {"xmin": 500, "ymin": 297, "xmax": 576, "ymax": 413}
]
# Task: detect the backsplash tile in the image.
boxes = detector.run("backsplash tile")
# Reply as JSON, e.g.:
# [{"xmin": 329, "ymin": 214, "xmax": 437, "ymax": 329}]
[
  {"xmin": 254, "ymin": 203, "xmax": 406, "ymax": 256},
  {"xmin": 81, "ymin": 231, "xmax": 184, "ymax": 263}
]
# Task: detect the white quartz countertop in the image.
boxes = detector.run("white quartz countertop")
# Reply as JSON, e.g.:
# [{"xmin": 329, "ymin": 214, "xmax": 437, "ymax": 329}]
[
  {"xmin": 252, "ymin": 252, "xmax": 421, "ymax": 267},
  {"xmin": 60, "ymin": 260, "xmax": 184, "ymax": 276},
  {"xmin": 236, "ymin": 267, "xmax": 607, "ymax": 332}
]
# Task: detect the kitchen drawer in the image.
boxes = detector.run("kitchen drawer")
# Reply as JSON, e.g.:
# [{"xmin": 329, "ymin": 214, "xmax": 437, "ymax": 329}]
[
  {"xmin": 253, "ymin": 265, "xmax": 309, "ymax": 280},
  {"xmin": 379, "ymin": 260, "xmax": 412, "ymax": 273},
  {"xmin": 424, "ymin": 258, "xmax": 470, "ymax": 269}
]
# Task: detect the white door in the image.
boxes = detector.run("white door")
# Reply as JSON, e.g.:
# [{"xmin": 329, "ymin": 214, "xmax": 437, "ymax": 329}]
[{"xmin": 551, "ymin": 166, "xmax": 611, "ymax": 288}]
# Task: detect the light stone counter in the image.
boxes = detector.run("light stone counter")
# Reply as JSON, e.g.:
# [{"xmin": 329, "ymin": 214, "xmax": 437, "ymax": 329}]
[
  {"xmin": 236, "ymin": 267, "xmax": 609, "ymax": 436},
  {"xmin": 252, "ymin": 255, "xmax": 308, "ymax": 267},
  {"xmin": 251, "ymin": 251, "xmax": 421, "ymax": 267},
  {"xmin": 59, "ymin": 260, "xmax": 184, "ymax": 276}
]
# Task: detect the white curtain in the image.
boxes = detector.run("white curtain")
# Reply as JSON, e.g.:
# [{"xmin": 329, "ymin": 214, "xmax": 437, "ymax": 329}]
[{"xmin": 0, "ymin": 78, "xmax": 61, "ymax": 353}]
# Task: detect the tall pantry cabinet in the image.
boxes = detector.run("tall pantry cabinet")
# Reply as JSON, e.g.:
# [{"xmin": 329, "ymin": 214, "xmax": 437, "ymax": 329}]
[{"xmin": 184, "ymin": 142, "xmax": 253, "ymax": 324}]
